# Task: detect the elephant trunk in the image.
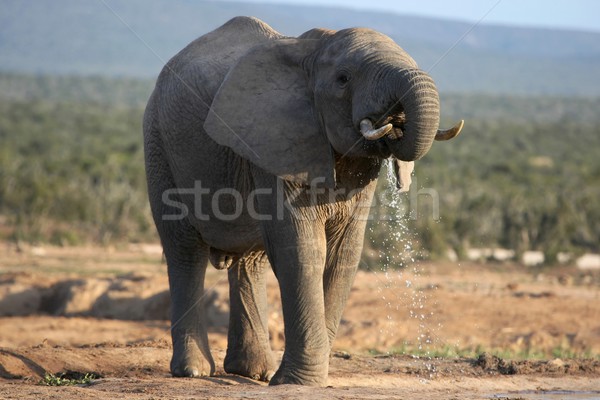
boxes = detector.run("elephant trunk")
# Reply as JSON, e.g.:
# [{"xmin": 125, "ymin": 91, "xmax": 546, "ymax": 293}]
[
  {"xmin": 355, "ymin": 67, "xmax": 441, "ymax": 162},
  {"xmin": 386, "ymin": 68, "xmax": 440, "ymax": 161}
]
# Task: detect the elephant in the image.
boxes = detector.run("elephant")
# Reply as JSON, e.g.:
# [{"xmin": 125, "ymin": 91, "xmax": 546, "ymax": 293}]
[{"xmin": 143, "ymin": 16, "xmax": 463, "ymax": 386}]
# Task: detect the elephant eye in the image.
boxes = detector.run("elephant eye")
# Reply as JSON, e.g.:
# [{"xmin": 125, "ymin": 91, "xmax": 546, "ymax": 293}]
[{"xmin": 336, "ymin": 72, "xmax": 351, "ymax": 87}]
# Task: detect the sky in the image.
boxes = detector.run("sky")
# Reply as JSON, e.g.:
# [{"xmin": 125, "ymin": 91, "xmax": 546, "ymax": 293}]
[{"xmin": 232, "ymin": 0, "xmax": 600, "ymax": 33}]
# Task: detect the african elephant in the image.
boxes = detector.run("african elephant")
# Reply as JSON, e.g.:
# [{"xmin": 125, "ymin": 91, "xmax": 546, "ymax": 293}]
[{"xmin": 143, "ymin": 16, "xmax": 462, "ymax": 386}]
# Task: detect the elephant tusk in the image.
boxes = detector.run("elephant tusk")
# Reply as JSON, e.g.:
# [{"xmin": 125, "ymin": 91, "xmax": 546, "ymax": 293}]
[
  {"xmin": 435, "ymin": 119, "xmax": 464, "ymax": 141},
  {"xmin": 360, "ymin": 119, "xmax": 393, "ymax": 140}
]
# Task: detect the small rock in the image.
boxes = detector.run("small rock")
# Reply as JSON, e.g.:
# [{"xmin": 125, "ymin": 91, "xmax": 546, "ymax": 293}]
[
  {"xmin": 333, "ymin": 351, "xmax": 352, "ymax": 360},
  {"xmin": 0, "ymin": 283, "xmax": 42, "ymax": 316},
  {"xmin": 48, "ymin": 279, "xmax": 111, "ymax": 315},
  {"xmin": 558, "ymin": 275, "xmax": 573, "ymax": 286}
]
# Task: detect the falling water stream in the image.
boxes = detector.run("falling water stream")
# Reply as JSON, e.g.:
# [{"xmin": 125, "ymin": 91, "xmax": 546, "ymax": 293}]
[
  {"xmin": 366, "ymin": 161, "xmax": 599, "ymax": 394},
  {"xmin": 366, "ymin": 159, "xmax": 440, "ymax": 379}
]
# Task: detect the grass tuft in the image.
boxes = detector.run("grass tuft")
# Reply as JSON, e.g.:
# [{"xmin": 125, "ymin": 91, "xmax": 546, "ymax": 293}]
[
  {"xmin": 40, "ymin": 372, "xmax": 97, "ymax": 386},
  {"xmin": 369, "ymin": 344, "xmax": 600, "ymax": 360}
]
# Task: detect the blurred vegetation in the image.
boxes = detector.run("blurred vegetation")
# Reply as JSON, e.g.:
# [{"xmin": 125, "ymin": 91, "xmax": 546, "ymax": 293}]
[
  {"xmin": 1, "ymin": 73, "xmax": 599, "ymax": 263},
  {"xmin": 0, "ymin": 73, "xmax": 154, "ymax": 245},
  {"xmin": 0, "ymin": 73, "xmax": 152, "ymax": 107},
  {"xmin": 369, "ymin": 93, "xmax": 600, "ymax": 264}
]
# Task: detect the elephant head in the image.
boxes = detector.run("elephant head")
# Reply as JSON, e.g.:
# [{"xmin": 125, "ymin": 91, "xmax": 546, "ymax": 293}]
[{"xmin": 204, "ymin": 25, "xmax": 462, "ymax": 188}]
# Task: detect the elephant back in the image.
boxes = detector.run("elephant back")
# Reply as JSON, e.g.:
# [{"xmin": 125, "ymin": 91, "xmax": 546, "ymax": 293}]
[{"xmin": 156, "ymin": 17, "xmax": 284, "ymax": 111}]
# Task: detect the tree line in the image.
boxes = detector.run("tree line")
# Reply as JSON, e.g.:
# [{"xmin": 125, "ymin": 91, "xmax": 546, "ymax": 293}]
[{"xmin": 1, "ymin": 73, "xmax": 598, "ymax": 264}]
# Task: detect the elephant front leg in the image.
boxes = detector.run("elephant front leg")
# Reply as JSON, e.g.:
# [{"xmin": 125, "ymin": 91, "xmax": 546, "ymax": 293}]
[
  {"xmin": 166, "ymin": 244, "xmax": 215, "ymax": 378},
  {"xmin": 251, "ymin": 174, "xmax": 330, "ymax": 386},
  {"xmin": 323, "ymin": 219, "xmax": 367, "ymax": 346},
  {"xmin": 225, "ymin": 251, "xmax": 276, "ymax": 381},
  {"xmin": 265, "ymin": 229, "xmax": 330, "ymax": 386}
]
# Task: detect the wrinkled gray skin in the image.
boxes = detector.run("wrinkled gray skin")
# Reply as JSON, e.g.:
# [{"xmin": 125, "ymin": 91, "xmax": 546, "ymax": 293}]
[{"xmin": 144, "ymin": 17, "xmax": 458, "ymax": 386}]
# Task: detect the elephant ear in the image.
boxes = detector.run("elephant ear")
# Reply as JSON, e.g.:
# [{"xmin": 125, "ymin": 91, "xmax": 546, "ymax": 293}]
[{"xmin": 204, "ymin": 39, "xmax": 335, "ymax": 187}]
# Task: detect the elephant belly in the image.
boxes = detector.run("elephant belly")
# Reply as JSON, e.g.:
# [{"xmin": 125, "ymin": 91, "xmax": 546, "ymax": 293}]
[
  {"xmin": 179, "ymin": 162, "xmax": 264, "ymax": 253},
  {"xmin": 160, "ymin": 121, "xmax": 265, "ymax": 254},
  {"xmin": 195, "ymin": 215, "xmax": 264, "ymax": 254}
]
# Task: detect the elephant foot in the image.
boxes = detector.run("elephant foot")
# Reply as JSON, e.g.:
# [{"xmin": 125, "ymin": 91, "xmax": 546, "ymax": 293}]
[
  {"xmin": 268, "ymin": 359, "xmax": 328, "ymax": 386},
  {"xmin": 224, "ymin": 345, "xmax": 276, "ymax": 381},
  {"xmin": 170, "ymin": 337, "xmax": 215, "ymax": 378}
]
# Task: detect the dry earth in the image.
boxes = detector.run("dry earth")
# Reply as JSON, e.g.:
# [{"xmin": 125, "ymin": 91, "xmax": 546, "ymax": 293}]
[{"xmin": 0, "ymin": 243, "xmax": 599, "ymax": 399}]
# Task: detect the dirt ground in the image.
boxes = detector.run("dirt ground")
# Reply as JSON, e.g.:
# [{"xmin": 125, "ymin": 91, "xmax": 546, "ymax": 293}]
[{"xmin": 0, "ymin": 243, "xmax": 599, "ymax": 399}]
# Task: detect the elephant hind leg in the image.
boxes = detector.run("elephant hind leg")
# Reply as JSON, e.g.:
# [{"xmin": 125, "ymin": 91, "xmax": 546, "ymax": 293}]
[
  {"xmin": 225, "ymin": 251, "xmax": 276, "ymax": 381},
  {"xmin": 165, "ymin": 238, "xmax": 215, "ymax": 378},
  {"xmin": 145, "ymin": 134, "xmax": 215, "ymax": 378},
  {"xmin": 158, "ymin": 216, "xmax": 215, "ymax": 378}
]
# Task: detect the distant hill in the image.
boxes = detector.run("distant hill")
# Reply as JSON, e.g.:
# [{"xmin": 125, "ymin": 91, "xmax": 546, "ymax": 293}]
[{"xmin": 1, "ymin": 0, "xmax": 599, "ymax": 95}]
